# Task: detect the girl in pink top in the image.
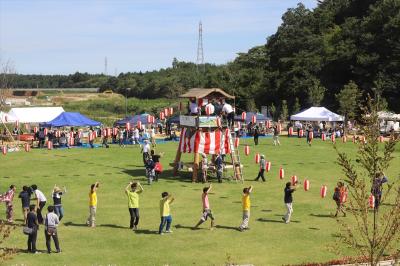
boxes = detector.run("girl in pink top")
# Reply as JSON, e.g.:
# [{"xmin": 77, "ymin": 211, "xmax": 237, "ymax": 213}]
[{"xmin": 194, "ymin": 184, "xmax": 215, "ymax": 229}]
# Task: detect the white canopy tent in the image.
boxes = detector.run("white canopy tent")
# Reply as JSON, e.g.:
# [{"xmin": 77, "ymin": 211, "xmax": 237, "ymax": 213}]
[
  {"xmin": 378, "ymin": 111, "xmax": 400, "ymax": 121},
  {"xmin": 0, "ymin": 111, "xmax": 17, "ymax": 123},
  {"xmin": 7, "ymin": 107, "xmax": 65, "ymax": 123},
  {"xmin": 290, "ymin": 107, "xmax": 344, "ymax": 122}
]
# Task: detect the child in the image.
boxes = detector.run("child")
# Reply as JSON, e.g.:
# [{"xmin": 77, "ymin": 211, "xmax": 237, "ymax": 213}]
[
  {"xmin": 86, "ymin": 181, "xmax": 99, "ymax": 227},
  {"xmin": 145, "ymin": 157, "xmax": 156, "ymax": 185},
  {"xmin": 333, "ymin": 182, "xmax": 346, "ymax": 217},
  {"xmin": 125, "ymin": 182, "xmax": 143, "ymax": 230},
  {"xmin": 159, "ymin": 192, "xmax": 174, "ymax": 235},
  {"xmin": 215, "ymin": 153, "xmax": 224, "ymax": 183},
  {"xmin": 254, "ymin": 155, "xmax": 266, "ymax": 182},
  {"xmin": 239, "ymin": 185, "xmax": 253, "ymax": 231},
  {"xmin": 0, "ymin": 185, "xmax": 16, "ymax": 223},
  {"xmin": 194, "ymin": 184, "xmax": 215, "ymax": 230},
  {"xmin": 201, "ymin": 153, "xmax": 208, "ymax": 183}
]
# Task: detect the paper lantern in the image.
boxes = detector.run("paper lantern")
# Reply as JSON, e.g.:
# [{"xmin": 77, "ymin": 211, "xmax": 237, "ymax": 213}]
[
  {"xmin": 255, "ymin": 153, "xmax": 260, "ymax": 164},
  {"xmin": 379, "ymin": 136, "xmax": 384, "ymax": 143},
  {"xmin": 288, "ymin": 127, "xmax": 293, "ymax": 136},
  {"xmin": 160, "ymin": 112, "xmax": 165, "ymax": 120},
  {"xmin": 266, "ymin": 161, "xmax": 271, "ymax": 172},
  {"xmin": 299, "ymin": 129, "xmax": 304, "ymax": 137},
  {"xmin": 102, "ymin": 129, "xmax": 107, "ymax": 137},
  {"xmin": 107, "ymin": 128, "xmax": 112, "ymax": 137},
  {"xmin": 2, "ymin": 146, "xmax": 7, "ymax": 155},
  {"xmin": 277, "ymin": 123, "xmax": 282, "ymax": 133},
  {"xmin": 137, "ymin": 121, "xmax": 142, "ymax": 129},
  {"xmin": 216, "ymin": 117, "xmax": 221, "ymax": 127},
  {"xmin": 331, "ymin": 134, "xmax": 335, "ymax": 143},
  {"xmin": 47, "ymin": 141, "xmax": 53, "ymax": 150},
  {"xmin": 241, "ymin": 112, "xmax": 246, "ymax": 121},
  {"xmin": 69, "ymin": 137, "xmax": 74, "ymax": 146},
  {"xmin": 251, "ymin": 115, "xmax": 256, "ymax": 124},
  {"xmin": 164, "ymin": 108, "xmax": 169, "ymax": 117},
  {"xmin": 88, "ymin": 132, "xmax": 94, "ymax": 141},
  {"xmin": 126, "ymin": 122, "xmax": 131, "ymax": 131},
  {"xmin": 291, "ymin": 175, "xmax": 298, "ymax": 185},
  {"xmin": 44, "ymin": 128, "xmax": 48, "ymax": 136},
  {"xmin": 24, "ymin": 143, "xmax": 30, "ymax": 152},
  {"xmin": 34, "ymin": 127, "xmax": 38, "ymax": 133},
  {"xmin": 320, "ymin": 185, "xmax": 327, "ymax": 198},
  {"xmin": 234, "ymin": 137, "xmax": 240, "ymax": 148},
  {"xmin": 308, "ymin": 131, "xmax": 313, "ymax": 140},
  {"xmin": 342, "ymin": 136, "xmax": 347, "ymax": 143},
  {"xmin": 237, "ymin": 122, "xmax": 241, "ymax": 129},
  {"xmin": 369, "ymin": 194, "xmax": 375, "ymax": 208},
  {"xmin": 78, "ymin": 131, "xmax": 83, "ymax": 138},
  {"xmin": 147, "ymin": 115, "xmax": 152, "ymax": 123},
  {"xmin": 93, "ymin": 130, "xmax": 98, "ymax": 138},
  {"xmin": 266, "ymin": 120, "xmax": 271, "ymax": 129},
  {"xmin": 303, "ymin": 179, "xmax": 310, "ymax": 191},
  {"xmin": 279, "ymin": 167, "xmax": 284, "ymax": 179},
  {"xmin": 113, "ymin": 128, "xmax": 118, "ymax": 136},
  {"xmin": 321, "ymin": 133, "xmax": 326, "ymax": 141},
  {"xmin": 169, "ymin": 107, "xmax": 173, "ymax": 116},
  {"xmin": 244, "ymin": 145, "xmax": 250, "ymax": 156},
  {"xmin": 205, "ymin": 105, "xmax": 213, "ymax": 116}
]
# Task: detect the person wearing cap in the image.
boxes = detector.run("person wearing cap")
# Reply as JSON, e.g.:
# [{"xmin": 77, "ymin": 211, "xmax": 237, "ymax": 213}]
[
  {"xmin": 52, "ymin": 185, "xmax": 66, "ymax": 221},
  {"xmin": 254, "ymin": 155, "xmax": 266, "ymax": 182},
  {"xmin": 141, "ymin": 139, "xmax": 151, "ymax": 165}
]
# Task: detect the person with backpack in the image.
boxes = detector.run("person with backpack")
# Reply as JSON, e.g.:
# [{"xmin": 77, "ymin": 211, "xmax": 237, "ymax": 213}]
[
  {"xmin": 44, "ymin": 206, "xmax": 61, "ymax": 254},
  {"xmin": 254, "ymin": 155, "xmax": 266, "ymax": 182}
]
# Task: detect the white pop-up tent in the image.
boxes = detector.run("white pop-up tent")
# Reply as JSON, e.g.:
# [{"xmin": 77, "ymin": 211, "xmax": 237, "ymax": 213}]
[
  {"xmin": 7, "ymin": 107, "xmax": 65, "ymax": 123},
  {"xmin": 0, "ymin": 111, "xmax": 16, "ymax": 123},
  {"xmin": 290, "ymin": 107, "xmax": 344, "ymax": 122}
]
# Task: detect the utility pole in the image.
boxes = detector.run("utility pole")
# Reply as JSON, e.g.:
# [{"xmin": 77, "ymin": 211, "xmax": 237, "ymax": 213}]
[
  {"xmin": 104, "ymin": 56, "xmax": 108, "ymax": 76},
  {"xmin": 196, "ymin": 21, "xmax": 205, "ymax": 73}
]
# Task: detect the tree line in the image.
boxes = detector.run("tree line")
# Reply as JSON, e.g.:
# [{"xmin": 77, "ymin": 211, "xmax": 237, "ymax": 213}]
[{"xmin": 4, "ymin": 0, "xmax": 400, "ymax": 119}]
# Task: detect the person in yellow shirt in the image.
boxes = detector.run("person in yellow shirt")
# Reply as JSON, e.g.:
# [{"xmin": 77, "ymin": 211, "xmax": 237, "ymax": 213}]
[
  {"xmin": 239, "ymin": 185, "xmax": 253, "ymax": 232},
  {"xmin": 86, "ymin": 181, "xmax": 99, "ymax": 228},
  {"xmin": 125, "ymin": 182, "xmax": 143, "ymax": 230},
  {"xmin": 158, "ymin": 192, "xmax": 174, "ymax": 235}
]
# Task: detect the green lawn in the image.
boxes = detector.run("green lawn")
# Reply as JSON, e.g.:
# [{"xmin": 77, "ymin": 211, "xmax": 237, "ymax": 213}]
[{"xmin": 1, "ymin": 137, "xmax": 399, "ymax": 265}]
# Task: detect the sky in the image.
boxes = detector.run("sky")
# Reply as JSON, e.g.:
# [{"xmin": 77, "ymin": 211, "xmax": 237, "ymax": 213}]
[{"xmin": 0, "ymin": 0, "xmax": 318, "ymax": 75}]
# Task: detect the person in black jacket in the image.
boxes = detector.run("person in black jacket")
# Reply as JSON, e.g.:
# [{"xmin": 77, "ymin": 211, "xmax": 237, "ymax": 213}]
[{"xmin": 27, "ymin": 204, "xmax": 39, "ymax": 253}]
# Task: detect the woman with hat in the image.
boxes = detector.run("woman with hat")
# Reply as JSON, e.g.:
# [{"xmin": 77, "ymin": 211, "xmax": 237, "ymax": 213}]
[{"xmin": 52, "ymin": 185, "xmax": 66, "ymax": 221}]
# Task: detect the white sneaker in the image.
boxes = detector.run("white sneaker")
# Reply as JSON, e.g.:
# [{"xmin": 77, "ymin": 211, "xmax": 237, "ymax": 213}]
[{"xmin": 165, "ymin": 230, "xmax": 173, "ymax": 233}]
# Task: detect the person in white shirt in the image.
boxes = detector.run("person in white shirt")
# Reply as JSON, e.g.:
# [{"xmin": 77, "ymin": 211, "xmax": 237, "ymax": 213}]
[
  {"xmin": 141, "ymin": 140, "xmax": 151, "ymax": 164},
  {"xmin": 205, "ymin": 101, "xmax": 215, "ymax": 115},
  {"xmin": 150, "ymin": 127, "xmax": 156, "ymax": 147},
  {"xmin": 133, "ymin": 128, "xmax": 140, "ymax": 145},
  {"xmin": 31, "ymin": 184, "xmax": 47, "ymax": 224},
  {"xmin": 44, "ymin": 206, "xmax": 60, "ymax": 253},
  {"xmin": 189, "ymin": 98, "xmax": 199, "ymax": 115},
  {"xmin": 222, "ymin": 100, "xmax": 234, "ymax": 127}
]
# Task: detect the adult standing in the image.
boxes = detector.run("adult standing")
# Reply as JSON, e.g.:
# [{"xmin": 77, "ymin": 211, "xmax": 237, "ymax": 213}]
[
  {"xmin": 26, "ymin": 204, "xmax": 39, "ymax": 254},
  {"xmin": 19, "ymin": 186, "xmax": 32, "ymax": 224},
  {"xmin": 125, "ymin": 182, "xmax": 143, "ymax": 230},
  {"xmin": 52, "ymin": 186, "xmax": 66, "ymax": 221},
  {"xmin": 88, "ymin": 126, "xmax": 94, "ymax": 148},
  {"xmin": 44, "ymin": 206, "xmax": 61, "ymax": 253},
  {"xmin": 189, "ymin": 98, "xmax": 199, "ymax": 115},
  {"xmin": 222, "ymin": 100, "xmax": 234, "ymax": 127},
  {"xmin": 141, "ymin": 140, "xmax": 151, "ymax": 165},
  {"xmin": 253, "ymin": 126, "xmax": 260, "ymax": 146},
  {"xmin": 273, "ymin": 125, "xmax": 281, "ymax": 146},
  {"xmin": 87, "ymin": 181, "xmax": 99, "ymax": 228},
  {"xmin": 282, "ymin": 182, "xmax": 297, "ymax": 224},
  {"xmin": 31, "ymin": 185, "xmax": 47, "ymax": 224},
  {"xmin": 1, "ymin": 185, "xmax": 16, "ymax": 223},
  {"xmin": 205, "ymin": 101, "xmax": 215, "ymax": 115}
]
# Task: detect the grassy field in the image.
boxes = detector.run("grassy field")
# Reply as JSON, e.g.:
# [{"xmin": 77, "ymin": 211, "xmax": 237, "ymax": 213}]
[{"xmin": 1, "ymin": 137, "xmax": 399, "ymax": 265}]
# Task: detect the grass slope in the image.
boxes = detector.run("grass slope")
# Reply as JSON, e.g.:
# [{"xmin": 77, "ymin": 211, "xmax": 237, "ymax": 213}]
[{"xmin": 1, "ymin": 137, "xmax": 399, "ymax": 265}]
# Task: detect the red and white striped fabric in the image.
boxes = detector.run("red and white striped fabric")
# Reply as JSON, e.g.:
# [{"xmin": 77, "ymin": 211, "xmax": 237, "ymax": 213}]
[
  {"xmin": 178, "ymin": 128, "xmax": 231, "ymax": 155},
  {"xmin": 291, "ymin": 175, "xmax": 298, "ymax": 185},
  {"xmin": 234, "ymin": 137, "xmax": 240, "ymax": 148},
  {"xmin": 69, "ymin": 136, "xmax": 74, "ymax": 146},
  {"xmin": 278, "ymin": 123, "xmax": 282, "ymax": 133},
  {"xmin": 288, "ymin": 127, "xmax": 293, "ymax": 136},
  {"xmin": 304, "ymin": 179, "xmax": 310, "ymax": 191},
  {"xmin": 24, "ymin": 143, "xmax": 30, "ymax": 152},
  {"xmin": 244, "ymin": 145, "xmax": 250, "ymax": 156},
  {"xmin": 147, "ymin": 115, "xmax": 152, "ymax": 124},
  {"xmin": 205, "ymin": 105, "xmax": 213, "ymax": 116},
  {"xmin": 89, "ymin": 132, "xmax": 94, "ymax": 141},
  {"xmin": 321, "ymin": 133, "xmax": 326, "ymax": 141},
  {"xmin": 279, "ymin": 167, "xmax": 284, "ymax": 179},
  {"xmin": 308, "ymin": 131, "xmax": 313, "ymax": 140},
  {"xmin": 164, "ymin": 108, "xmax": 169, "ymax": 117},
  {"xmin": 107, "ymin": 128, "xmax": 112, "ymax": 137},
  {"xmin": 251, "ymin": 115, "xmax": 256, "ymax": 124},
  {"xmin": 255, "ymin": 153, "xmax": 260, "ymax": 164},
  {"xmin": 299, "ymin": 129, "xmax": 304, "ymax": 137},
  {"xmin": 160, "ymin": 112, "xmax": 165, "ymax": 120},
  {"xmin": 342, "ymin": 136, "xmax": 347, "ymax": 143},
  {"xmin": 44, "ymin": 128, "xmax": 48, "ymax": 136},
  {"xmin": 369, "ymin": 195, "xmax": 375, "ymax": 208},
  {"xmin": 2, "ymin": 146, "xmax": 7, "ymax": 155},
  {"xmin": 331, "ymin": 134, "xmax": 335, "ymax": 143},
  {"xmin": 241, "ymin": 112, "xmax": 246, "ymax": 121},
  {"xmin": 102, "ymin": 129, "xmax": 107, "ymax": 137},
  {"xmin": 320, "ymin": 185, "xmax": 327, "ymax": 198},
  {"xmin": 265, "ymin": 120, "xmax": 271, "ymax": 129},
  {"xmin": 137, "ymin": 121, "xmax": 142, "ymax": 129},
  {"xmin": 47, "ymin": 141, "xmax": 53, "ymax": 150},
  {"xmin": 266, "ymin": 161, "xmax": 271, "ymax": 172},
  {"xmin": 113, "ymin": 128, "xmax": 118, "ymax": 136},
  {"xmin": 216, "ymin": 117, "xmax": 221, "ymax": 127},
  {"xmin": 126, "ymin": 122, "xmax": 131, "ymax": 131},
  {"xmin": 169, "ymin": 107, "xmax": 173, "ymax": 116}
]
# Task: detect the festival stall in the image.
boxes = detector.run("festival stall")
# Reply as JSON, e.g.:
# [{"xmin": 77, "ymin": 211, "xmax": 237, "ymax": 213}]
[
  {"xmin": 40, "ymin": 112, "xmax": 101, "ymax": 127},
  {"xmin": 7, "ymin": 107, "xmax": 65, "ymax": 123},
  {"xmin": 114, "ymin": 113, "xmax": 158, "ymax": 128},
  {"xmin": 234, "ymin": 112, "xmax": 272, "ymax": 123}
]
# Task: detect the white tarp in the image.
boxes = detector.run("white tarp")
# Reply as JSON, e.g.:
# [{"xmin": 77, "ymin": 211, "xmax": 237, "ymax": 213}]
[
  {"xmin": 378, "ymin": 111, "xmax": 400, "ymax": 120},
  {"xmin": 7, "ymin": 107, "xmax": 65, "ymax": 123},
  {"xmin": 290, "ymin": 107, "xmax": 344, "ymax": 122}
]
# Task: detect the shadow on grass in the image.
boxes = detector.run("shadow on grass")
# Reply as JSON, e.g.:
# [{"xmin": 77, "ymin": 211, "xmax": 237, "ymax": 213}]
[
  {"xmin": 257, "ymin": 218, "xmax": 301, "ymax": 223},
  {"xmin": 308, "ymin": 227, "xmax": 320, "ymax": 230},
  {"xmin": 3, "ymin": 176, "xmax": 10, "ymax": 179},
  {"xmin": 310, "ymin": 213, "xmax": 332, "ymax": 218},
  {"xmin": 175, "ymin": 224, "xmax": 194, "ymax": 230},
  {"xmin": 215, "ymin": 225, "xmax": 239, "ymax": 231},
  {"xmin": 64, "ymin": 221, "xmax": 87, "ymax": 227},
  {"xmin": 134, "ymin": 229, "xmax": 156, "ymax": 234},
  {"xmin": 99, "ymin": 224, "xmax": 127, "ymax": 229},
  {"xmin": 261, "ymin": 209, "xmax": 272, "ymax": 212}
]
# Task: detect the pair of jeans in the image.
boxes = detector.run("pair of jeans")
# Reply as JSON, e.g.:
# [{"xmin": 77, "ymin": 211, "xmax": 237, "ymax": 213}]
[
  {"xmin": 54, "ymin": 205, "xmax": 64, "ymax": 221},
  {"xmin": 37, "ymin": 201, "xmax": 46, "ymax": 224},
  {"xmin": 45, "ymin": 228, "xmax": 60, "ymax": 252},
  {"xmin": 27, "ymin": 227, "xmax": 37, "ymax": 253},
  {"xmin": 158, "ymin": 215, "xmax": 172, "ymax": 233},
  {"xmin": 129, "ymin": 208, "xmax": 140, "ymax": 228},
  {"xmin": 255, "ymin": 169, "xmax": 265, "ymax": 181}
]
